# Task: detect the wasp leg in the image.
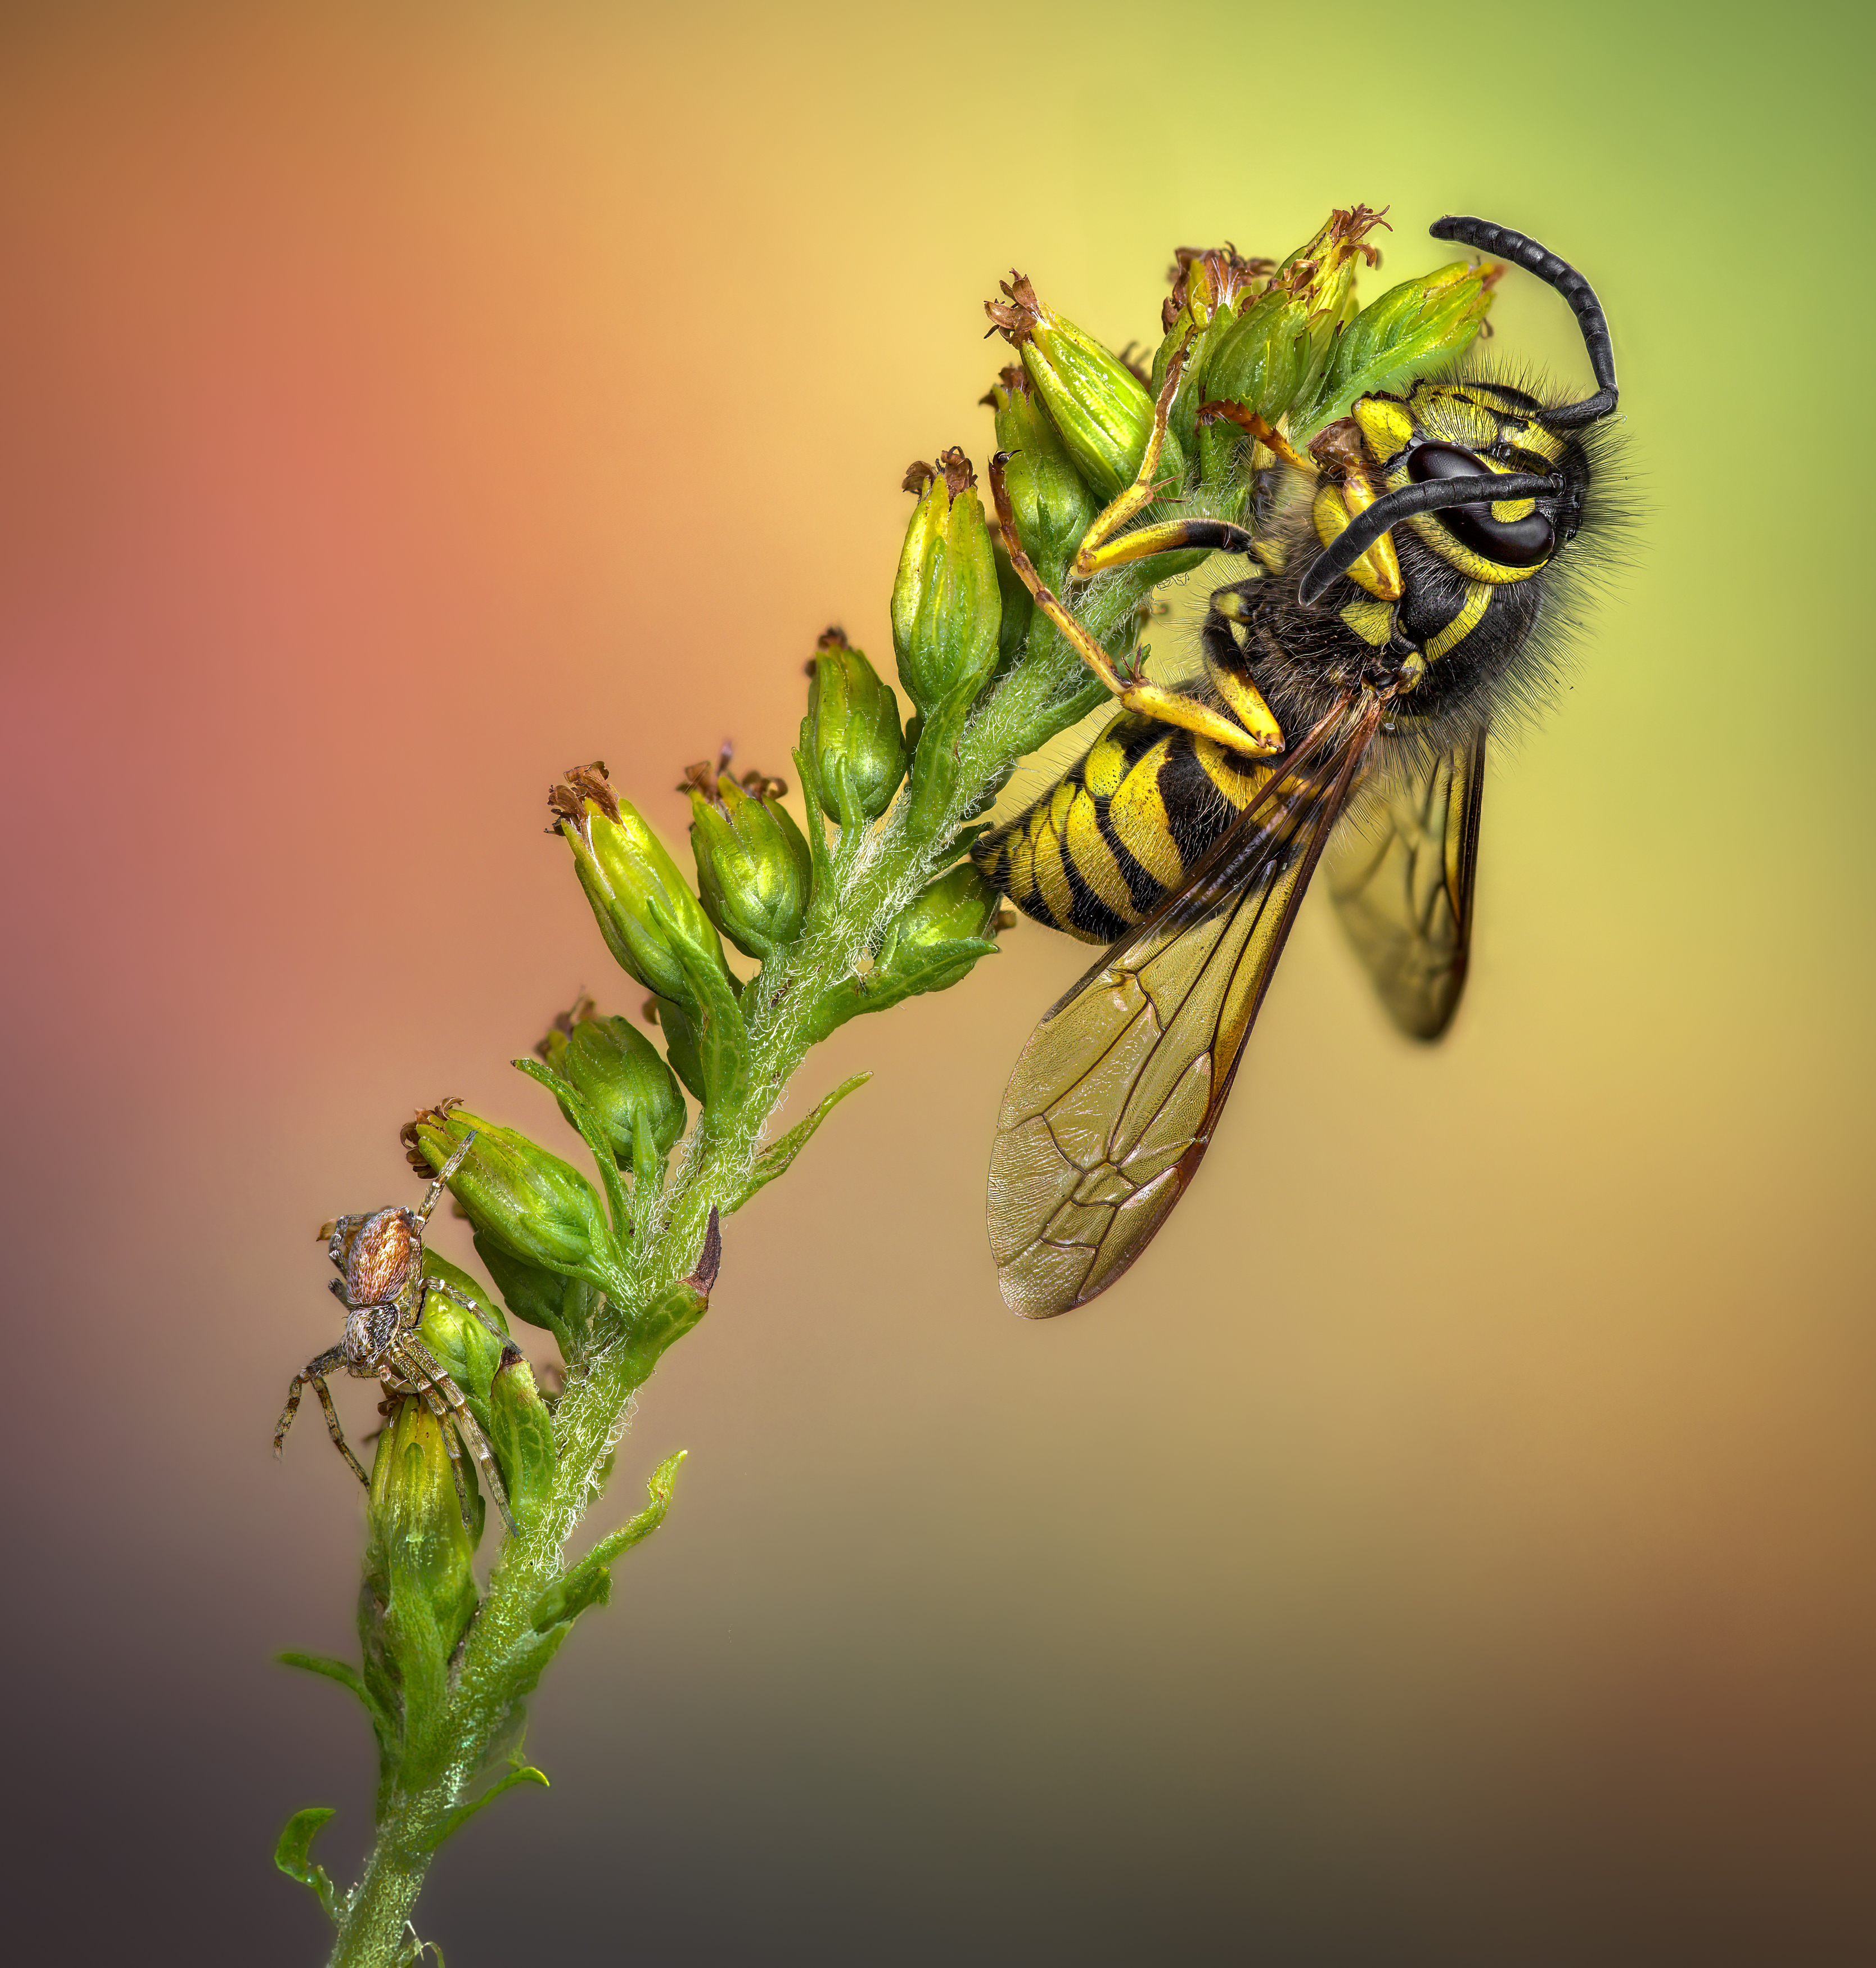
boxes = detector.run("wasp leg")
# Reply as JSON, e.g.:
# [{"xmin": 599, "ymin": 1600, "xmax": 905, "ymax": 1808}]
[
  {"xmin": 987, "ymin": 453, "xmax": 1284, "ymax": 757},
  {"xmin": 1069, "ymin": 345, "xmax": 1190, "ymax": 580},
  {"xmin": 399, "ymin": 1337, "xmax": 520, "ymax": 1537},
  {"xmin": 414, "ymin": 1132, "xmax": 476, "ymax": 1227},
  {"xmin": 1196, "ymin": 399, "xmax": 1316, "ymax": 475},
  {"xmin": 1074, "ymin": 516, "xmax": 1259, "ymax": 571},
  {"xmin": 1308, "ymin": 419, "xmax": 1404, "ymax": 602},
  {"xmin": 1202, "ymin": 587, "xmax": 1293, "ymax": 747},
  {"xmin": 276, "ymin": 1346, "xmax": 371, "ymax": 1488}
]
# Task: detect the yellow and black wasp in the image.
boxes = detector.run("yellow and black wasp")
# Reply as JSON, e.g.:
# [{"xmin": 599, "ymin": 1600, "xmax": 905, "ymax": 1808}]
[{"xmin": 972, "ymin": 215, "xmax": 1622, "ymax": 1317}]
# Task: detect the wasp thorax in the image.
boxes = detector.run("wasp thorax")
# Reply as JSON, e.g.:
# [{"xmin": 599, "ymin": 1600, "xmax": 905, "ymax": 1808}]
[{"xmin": 346, "ymin": 1209, "xmax": 418, "ymax": 1305}]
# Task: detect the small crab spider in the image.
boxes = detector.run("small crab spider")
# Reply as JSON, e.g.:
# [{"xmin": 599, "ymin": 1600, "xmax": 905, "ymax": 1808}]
[{"xmin": 274, "ymin": 1135, "xmax": 520, "ymax": 1536}]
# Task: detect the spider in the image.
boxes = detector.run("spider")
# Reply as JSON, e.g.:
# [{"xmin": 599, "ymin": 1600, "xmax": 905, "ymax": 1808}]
[{"xmin": 274, "ymin": 1134, "xmax": 519, "ymax": 1536}]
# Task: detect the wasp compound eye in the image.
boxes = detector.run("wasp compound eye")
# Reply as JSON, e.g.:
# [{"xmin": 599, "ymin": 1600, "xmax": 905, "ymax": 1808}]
[{"xmin": 1407, "ymin": 442, "xmax": 1555, "ymax": 567}]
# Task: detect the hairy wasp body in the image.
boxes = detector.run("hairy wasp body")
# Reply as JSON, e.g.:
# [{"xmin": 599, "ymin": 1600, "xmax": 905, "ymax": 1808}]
[{"xmin": 974, "ymin": 217, "xmax": 1622, "ymax": 1317}]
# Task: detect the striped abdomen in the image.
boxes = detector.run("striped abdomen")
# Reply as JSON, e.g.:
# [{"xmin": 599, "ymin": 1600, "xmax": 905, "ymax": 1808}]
[{"xmin": 971, "ymin": 710, "xmax": 1275, "ymax": 945}]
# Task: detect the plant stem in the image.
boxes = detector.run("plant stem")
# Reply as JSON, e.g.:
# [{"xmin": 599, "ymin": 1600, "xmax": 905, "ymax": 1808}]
[{"xmin": 324, "ymin": 664, "xmax": 1071, "ymax": 1965}]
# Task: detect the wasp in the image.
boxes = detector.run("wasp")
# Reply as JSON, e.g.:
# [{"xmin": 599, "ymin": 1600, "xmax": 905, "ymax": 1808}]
[{"xmin": 972, "ymin": 215, "xmax": 1622, "ymax": 1317}]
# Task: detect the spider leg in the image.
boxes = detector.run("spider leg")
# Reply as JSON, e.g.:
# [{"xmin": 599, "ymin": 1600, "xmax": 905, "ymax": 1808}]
[
  {"xmin": 396, "ymin": 1337, "xmax": 521, "ymax": 1537},
  {"xmin": 414, "ymin": 1380, "xmax": 477, "ymax": 1531},
  {"xmin": 276, "ymin": 1346, "xmax": 370, "ymax": 1487},
  {"xmin": 414, "ymin": 1133, "xmax": 476, "ymax": 1227},
  {"xmin": 422, "ymin": 1277, "xmax": 508, "ymax": 1344}
]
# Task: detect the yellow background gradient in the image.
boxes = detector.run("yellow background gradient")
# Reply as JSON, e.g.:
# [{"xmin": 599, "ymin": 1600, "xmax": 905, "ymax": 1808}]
[{"xmin": 3, "ymin": 2, "xmax": 1871, "ymax": 1961}]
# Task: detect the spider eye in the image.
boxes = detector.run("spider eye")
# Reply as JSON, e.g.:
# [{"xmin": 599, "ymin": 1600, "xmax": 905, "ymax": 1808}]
[{"xmin": 1407, "ymin": 441, "xmax": 1555, "ymax": 567}]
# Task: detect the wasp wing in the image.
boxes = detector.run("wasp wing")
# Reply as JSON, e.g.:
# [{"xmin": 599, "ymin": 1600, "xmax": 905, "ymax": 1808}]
[
  {"xmin": 1325, "ymin": 728, "xmax": 1486, "ymax": 1042},
  {"xmin": 986, "ymin": 721, "xmax": 1367, "ymax": 1318}
]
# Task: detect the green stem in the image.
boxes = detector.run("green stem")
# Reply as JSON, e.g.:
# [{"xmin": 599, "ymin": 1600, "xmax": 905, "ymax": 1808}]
[{"xmin": 323, "ymin": 612, "xmax": 1128, "ymax": 1965}]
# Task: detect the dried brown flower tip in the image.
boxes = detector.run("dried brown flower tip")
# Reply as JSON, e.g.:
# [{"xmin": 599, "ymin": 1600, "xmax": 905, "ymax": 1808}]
[
  {"xmin": 533, "ymin": 994, "xmax": 597, "ymax": 1061},
  {"xmin": 400, "ymin": 1097, "xmax": 465, "ymax": 1171},
  {"xmin": 984, "ymin": 271, "xmax": 1040, "ymax": 345},
  {"xmin": 937, "ymin": 446, "xmax": 976, "ymax": 498},
  {"xmin": 548, "ymin": 761, "xmax": 621, "ymax": 833},
  {"xmin": 902, "ymin": 459, "xmax": 936, "ymax": 495}
]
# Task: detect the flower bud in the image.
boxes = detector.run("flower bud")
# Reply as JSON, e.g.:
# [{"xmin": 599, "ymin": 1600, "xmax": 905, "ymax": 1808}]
[
  {"xmin": 540, "ymin": 1011, "xmax": 686, "ymax": 1167},
  {"xmin": 1149, "ymin": 246, "xmax": 1274, "ymax": 455},
  {"xmin": 1199, "ymin": 206, "xmax": 1388, "ymax": 470},
  {"xmin": 800, "ymin": 861, "xmax": 1002, "ymax": 1045},
  {"xmin": 1202, "ymin": 285, "xmax": 1313, "ymax": 434},
  {"xmin": 986, "ymin": 273, "xmax": 1169, "ymax": 502},
  {"xmin": 984, "ymin": 364, "xmax": 1098, "ymax": 583},
  {"xmin": 1309, "ymin": 258, "xmax": 1499, "ymax": 428},
  {"xmin": 361, "ymin": 1397, "xmax": 481, "ymax": 1705},
  {"xmin": 885, "ymin": 861, "xmax": 1001, "ymax": 962},
  {"xmin": 547, "ymin": 762, "xmax": 731, "ymax": 1013},
  {"xmin": 473, "ymin": 1230, "xmax": 601, "ymax": 1357},
  {"xmin": 400, "ymin": 1102, "xmax": 632, "ymax": 1305},
  {"xmin": 486, "ymin": 1349, "xmax": 556, "ymax": 1531},
  {"xmin": 804, "ymin": 626, "xmax": 906, "ymax": 824},
  {"xmin": 683, "ymin": 756, "xmax": 812, "ymax": 962},
  {"xmin": 419, "ymin": 1252, "xmax": 510, "ymax": 1427},
  {"xmin": 891, "ymin": 450, "xmax": 1003, "ymax": 716}
]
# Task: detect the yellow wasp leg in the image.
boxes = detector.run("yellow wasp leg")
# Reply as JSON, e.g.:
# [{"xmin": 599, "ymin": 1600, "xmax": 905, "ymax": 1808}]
[
  {"xmin": 988, "ymin": 452, "xmax": 1284, "ymax": 757},
  {"xmin": 1309, "ymin": 419, "xmax": 1404, "ymax": 602},
  {"xmin": 1069, "ymin": 344, "xmax": 1189, "ymax": 581},
  {"xmin": 1078, "ymin": 516, "xmax": 1252, "ymax": 571}
]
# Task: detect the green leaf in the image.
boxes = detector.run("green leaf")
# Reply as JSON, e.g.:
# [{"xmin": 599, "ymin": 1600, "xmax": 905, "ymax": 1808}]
[
  {"xmin": 277, "ymin": 1651, "xmax": 396, "ymax": 1763},
  {"xmin": 801, "ymin": 939, "xmax": 998, "ymax": 1044},
  {"xmin": 426, "ymin": 1757, "xmax": 550, "ymax": 1853},
  {"xmin": 274, "ymin": 1805, "xmax": 341, "ymax": 1924},
  {"xmin": 531, "ymin": 1450, "xmax": 686, "ymax": 1633},
  {"xmin": 730, "ymin": 1072, "xmax": 869, "ymax": 1212},
  {"xmin": 485, "ymin": 1450, "xmax": 683, "ymax": 1753}
]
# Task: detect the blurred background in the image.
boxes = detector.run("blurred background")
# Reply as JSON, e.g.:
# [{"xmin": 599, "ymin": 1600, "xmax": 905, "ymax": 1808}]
[{"xmin": 3, "ymin": 2, "xmax": 1871, "ymax": 1961}]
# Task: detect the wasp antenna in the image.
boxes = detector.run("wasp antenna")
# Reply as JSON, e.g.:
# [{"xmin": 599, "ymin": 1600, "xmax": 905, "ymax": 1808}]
[
  {"xmin": 1429, "ymin": 216, "xmax": 1617, "ymax": 427},
  {"xmin": 1299, "ymin": 472, "xmax": 1561, "ymax": 607}
]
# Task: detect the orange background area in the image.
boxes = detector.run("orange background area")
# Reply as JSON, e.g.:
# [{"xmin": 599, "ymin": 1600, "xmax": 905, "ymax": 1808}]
[{"xmin": 3, "ymin": 3, "xmax": 1871, "ymax": 1961}]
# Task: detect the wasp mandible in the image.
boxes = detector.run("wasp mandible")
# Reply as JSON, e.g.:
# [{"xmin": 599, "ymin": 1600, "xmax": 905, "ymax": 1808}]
[{"xmin": 973, "ymin": 215, "xmax": 1622, "ymax": 1317}]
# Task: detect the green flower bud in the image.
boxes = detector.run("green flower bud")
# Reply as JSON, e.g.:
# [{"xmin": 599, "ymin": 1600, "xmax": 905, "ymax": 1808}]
[
  {"xmin": 885, "ymin": 861, "xmax": 1001, "ymax": 963},
  {"xmin": 400, "ymin": 1102, "xmax": 632, "ymax": 1305},
  {"xmin": 984, "ymin": 364, "xmax": 1097, "ymax": 583},
  {"xmin": 540, "ymin": 1012, "xmax": 686, "ymax": 1167},
  {"xmin": 804, "ymin": 626, "xmax": 906, "ymax": 824},
  {"xmin": 416, "ymin": 1252, "xmax": 508, "ymax": 1426},
  {"xmin": 546, "ymin": 761, "xmax": 731, "ymax": 1013},
  {"xmin": 486, "ymin": 1350, "xmax": 556, "ymax": 1531},
  {"xmin": 891, "ymin": 449, "xmax": 1003, "ymax": 716},
  {"xmin": 799, "ymin": 861, "xmax": 1003, "ymax": 1045},
  {"xmin": 1195, "ymin": 208, "xmax": 1389, "ymax": 476},
  {"xmin": 683, "ymin": 756, "xmax": 812, "ymax": 962},
  {"xmin": 1149, "ymin": 246, "xmax": 1275, "ymax": 458},
  {"xmin": 1202, "ymin": 285, "xmax": 1311, "ymax": 432},
  {"xmin": 1307, "ymin": 258, "xmax": 1499, "ymax": 430},
  {"xmin": 473, "ymin": 1229, "xmax": 601, "ymax": 1358},
  {"xmin": 358, "ymin": 1397, "xmax": 481, "ymax": 1761},
  {"xmin": 986, "ymin": 273, "xmax": 1177, "ymax": 502}
]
